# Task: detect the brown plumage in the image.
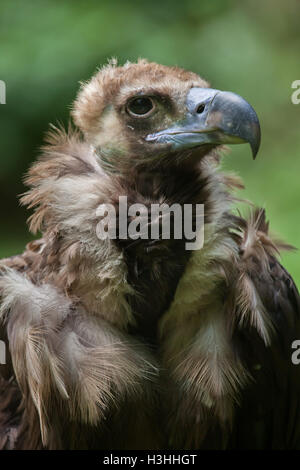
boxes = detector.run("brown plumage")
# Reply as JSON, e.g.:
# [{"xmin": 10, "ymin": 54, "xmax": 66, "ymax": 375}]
[{"xmin": 0, "ymin": 59, "xmax": 299, "ymax": 449}]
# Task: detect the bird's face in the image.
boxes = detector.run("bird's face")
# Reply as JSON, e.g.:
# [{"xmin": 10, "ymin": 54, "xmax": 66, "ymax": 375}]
[{"xmin": 72, "ymin": 60, "xmax": 260, "ymax": 171}]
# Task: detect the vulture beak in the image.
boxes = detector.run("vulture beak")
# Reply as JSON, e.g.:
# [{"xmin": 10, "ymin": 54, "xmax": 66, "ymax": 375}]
[{"xmin": 146, "ymin": 87, "xmax": 261, "ymax": 159}]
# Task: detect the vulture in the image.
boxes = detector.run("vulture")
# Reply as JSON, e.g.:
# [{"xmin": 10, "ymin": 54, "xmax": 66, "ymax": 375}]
[{"xmin": 0, "ymin": 59, "xmax": 299, "ymax": 450}]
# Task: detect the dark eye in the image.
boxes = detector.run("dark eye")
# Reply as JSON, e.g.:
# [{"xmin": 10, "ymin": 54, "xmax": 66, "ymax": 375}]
[{"xmin": 127, "ymin": 97, "xmax": 155, "ymax": 117}]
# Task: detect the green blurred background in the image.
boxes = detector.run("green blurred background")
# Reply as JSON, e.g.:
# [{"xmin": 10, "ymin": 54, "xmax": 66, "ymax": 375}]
[{"xmin": 0, "ymin": 0, "xmax": 299, "ymax": 284}]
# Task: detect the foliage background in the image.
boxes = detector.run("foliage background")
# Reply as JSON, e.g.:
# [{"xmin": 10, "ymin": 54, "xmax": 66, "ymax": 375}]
[{"xmin": 0, "ymin": 0, "xmax": 299, "ymax": 284}]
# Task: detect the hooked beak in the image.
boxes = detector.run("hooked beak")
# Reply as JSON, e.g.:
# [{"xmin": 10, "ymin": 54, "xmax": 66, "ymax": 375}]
[{"xmin": 146, "ymin": 87, "xmax": 261, "ymax": 159}]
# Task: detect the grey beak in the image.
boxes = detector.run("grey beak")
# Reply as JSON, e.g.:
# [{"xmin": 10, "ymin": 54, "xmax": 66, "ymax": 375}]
[{"xmin": 146, "ymin": 87, "xmax": 261, "ymax": 159}]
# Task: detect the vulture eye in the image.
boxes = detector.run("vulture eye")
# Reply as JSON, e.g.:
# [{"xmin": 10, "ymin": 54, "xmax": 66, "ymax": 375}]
[{"xmin": 127, "ymin": 97, "xmax": 155, "ymax": 117}]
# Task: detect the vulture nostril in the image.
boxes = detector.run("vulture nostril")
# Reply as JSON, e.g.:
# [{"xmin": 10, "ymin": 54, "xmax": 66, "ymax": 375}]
[{"xmin": 196, "ymin": 104, "xmax": 206, "ymax": 114}]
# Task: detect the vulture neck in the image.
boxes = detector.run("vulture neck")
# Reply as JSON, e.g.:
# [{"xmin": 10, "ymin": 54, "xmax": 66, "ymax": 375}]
[
  {"xmin": 23, "ymin": 132, "xmax": 234, "ymax": 344},
  {"xmin": 100, "ymin": 149, "xmax": 227, "ymax": 227},
  {"xmin": 97, "ymin": 152, "xmax": 231, "ymax": 343}
]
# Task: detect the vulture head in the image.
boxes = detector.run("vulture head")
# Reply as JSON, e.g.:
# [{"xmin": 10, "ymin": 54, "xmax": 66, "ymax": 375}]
[{"xmin": 72, "ymin": 59, "xmax": 261, "ymax": 173}]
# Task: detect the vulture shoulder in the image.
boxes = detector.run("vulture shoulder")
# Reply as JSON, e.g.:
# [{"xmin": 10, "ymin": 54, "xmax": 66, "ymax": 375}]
[
  {"xmin": 0, "ymin": 253, "xmax": 43, "ymax": 449},
  {"xmin": 0, "ymin": 246, "xmax": 159, "ymax": 450},
  {"xmin": 159, "ymin": 209, "xmax": 300, "ymax": 449},
  {"xmin": 230, "ymin": 212, "xmax": 300, "ymax": 449}
]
